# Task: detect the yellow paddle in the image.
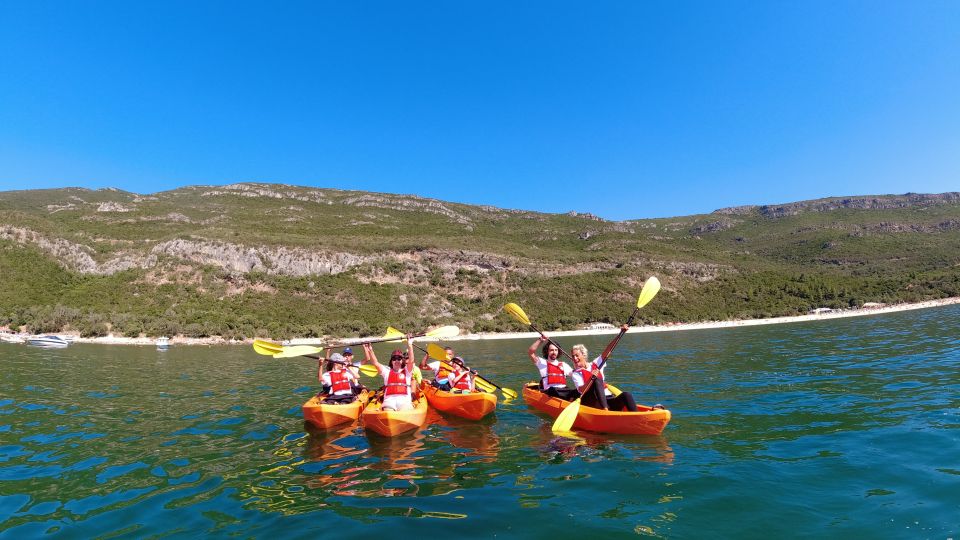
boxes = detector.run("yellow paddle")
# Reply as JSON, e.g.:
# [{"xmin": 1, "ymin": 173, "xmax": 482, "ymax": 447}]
[
  {"xmin": 503, "ymin": 303, "xmax": 575, "ymax": 361},
  {"xmin": 551, "ymin": 276, "xmax": 661, "ymax": 432},
  {"xmin": 253, "ymin": 339, "xmax": 284, "ymax": 355},
  {"xmin": 251, "ymin": 340, "xmax": 379, "ymax": 376},
  {"xmin": 423, "ymin": 343, "xmax": 518, "ymax": 399}
]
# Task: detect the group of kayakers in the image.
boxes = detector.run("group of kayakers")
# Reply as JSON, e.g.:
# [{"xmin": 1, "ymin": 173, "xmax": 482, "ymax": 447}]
[{"xmin": 316, "ymin": 324, "xmax": 640, "ymax": 413}]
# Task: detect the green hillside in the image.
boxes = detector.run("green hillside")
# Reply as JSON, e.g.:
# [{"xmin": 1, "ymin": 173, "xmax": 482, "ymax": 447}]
[{"xmin": 1, "ymin": 184, "xmax": 958, "ymax": 339}]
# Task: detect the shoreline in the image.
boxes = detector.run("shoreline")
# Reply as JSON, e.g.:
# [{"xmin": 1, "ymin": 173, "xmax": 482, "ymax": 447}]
[{"xmin": 5, "ymin": 297, "xmax": 959, "ymax": 347}]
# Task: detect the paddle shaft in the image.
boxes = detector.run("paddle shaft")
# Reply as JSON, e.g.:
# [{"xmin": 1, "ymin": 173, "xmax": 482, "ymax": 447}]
[
  {"xmin": 529, "ymin": 321, "xmax": 575, "ymax": 362},
  {"xmin": 416, "ymin": 344, "xmax": 516, "ymax": 398}
]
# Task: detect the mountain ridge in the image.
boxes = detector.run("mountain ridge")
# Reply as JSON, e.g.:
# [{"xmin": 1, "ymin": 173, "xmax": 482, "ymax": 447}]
[{"xmin": 1, "ymin": 183, "xmax": 958, "ymax": 340}]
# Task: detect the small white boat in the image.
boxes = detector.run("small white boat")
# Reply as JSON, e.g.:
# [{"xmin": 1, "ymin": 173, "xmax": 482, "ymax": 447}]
[
  {"xmin": 156, "ymin": 336, "xmax": 170, "ymax": 350},
  {"xmin": 26, "ymin": 335, "xmax": 70, "ymax": 348}
]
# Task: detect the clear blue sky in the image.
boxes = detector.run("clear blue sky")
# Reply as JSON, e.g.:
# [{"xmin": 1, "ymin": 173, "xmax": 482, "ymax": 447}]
[{"xmin": 1, "ymin": 2, "xmax": 957, "ymax": 220}]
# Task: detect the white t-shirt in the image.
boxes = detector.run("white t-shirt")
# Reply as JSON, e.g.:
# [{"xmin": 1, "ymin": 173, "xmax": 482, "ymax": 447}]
[
  {"xmin": 425, "ymin": 360, "xmax": 450, "ymax": 382},
  {"xmin": 570, "ymin": 356, "xmax": 613, "ymax": 396},
  {"xmin": 535, "ymin": 357, "xmax": 573, "ymax": 389}
]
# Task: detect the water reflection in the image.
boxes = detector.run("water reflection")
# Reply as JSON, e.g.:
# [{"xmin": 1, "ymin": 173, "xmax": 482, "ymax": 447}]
[{"xmin": 536, "ymin": 424, "xmax": 675, "ymax": 464}]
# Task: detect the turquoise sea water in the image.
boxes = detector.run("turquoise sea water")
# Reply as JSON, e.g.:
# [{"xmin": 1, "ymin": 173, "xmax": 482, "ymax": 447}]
[{"xmin": 2, "ymin": 306, "xmax": 959, "ymax": 538}]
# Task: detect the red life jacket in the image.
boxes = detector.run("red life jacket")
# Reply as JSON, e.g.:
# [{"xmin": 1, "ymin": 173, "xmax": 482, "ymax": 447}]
[
  {"xmin": 543, "ymin": 361, "xmax": 567, "ymax": 388},
  {"xmin": 384, "ymin": 369, "xmax": 409, "ymax": 396},
  {"xmin": 453, "ymin": 370, "xmax": 472, "ymax": 390},
  {"xmin": 329, "ymin": 370, "xmax": 352, "ymax": 394},
  {"xmin": 575, "ymin": 367, "xmax": 605, "ymax": 390}
]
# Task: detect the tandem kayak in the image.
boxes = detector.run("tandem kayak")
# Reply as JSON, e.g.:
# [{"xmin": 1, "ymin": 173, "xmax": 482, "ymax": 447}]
[
  {"xmin": 362, "ymin": 395, "xmax": 429, "ymax": 437},
  {"xmin": 522, "ymin": 383, "xmax": 671, "ymax": 435},
  {"xmin": 421, "ymin": 383, "xmax": 497, "ymax": 421},
  {"xmin": 302, "ymin": 390, "xmax": 372, "ymax": 429}
]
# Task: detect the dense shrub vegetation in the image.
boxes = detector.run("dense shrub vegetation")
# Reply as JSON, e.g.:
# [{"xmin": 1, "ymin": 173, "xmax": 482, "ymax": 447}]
[{"xmin": 1, "ymin": 185, "xmax": 959, "ymax": 339}]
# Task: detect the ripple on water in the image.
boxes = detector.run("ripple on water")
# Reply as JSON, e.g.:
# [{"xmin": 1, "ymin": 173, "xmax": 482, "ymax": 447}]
[{"xmin": 2, "ymin": 308, "xmax": 960, "ymax": 537}]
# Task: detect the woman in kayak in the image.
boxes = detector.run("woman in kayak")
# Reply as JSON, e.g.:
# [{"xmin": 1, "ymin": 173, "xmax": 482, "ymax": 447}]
[
  {"xmin": 447, "ymin": 356, "xmax": 477, "ymax": 393},
  {"xmin": 319, "ymin": 352, "xmax": 363, "ymax": 404},
  {"xmin": 528, "ymin": 336, "xmax": 578, "ymax": 400},
  {"xmin": 570, "ymin": 325, "xmax": 638, "ymax": 412},
  {"xmin": 420, "ymin": 346, "xmax": 455, "ymax": 390},
  {"xmin": 363, "ymin": 336, "xmax": 416, "ymax": 411}
]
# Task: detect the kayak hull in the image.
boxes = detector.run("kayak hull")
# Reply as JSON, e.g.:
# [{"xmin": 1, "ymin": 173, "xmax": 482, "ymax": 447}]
[
  {"xmin": 302, "ymin": 390, "xmax": 371, "ymax": 429},
  {"xmin": 362, "ymin": 396, "xmax": 429, "ymax": 437},
  {"xmin": 522, "ymin": 383, "xmax": 671, "ymax": 435},
  {"xmin": 421, "ymin": 383, "xmax": 497, "ymax": 421}
]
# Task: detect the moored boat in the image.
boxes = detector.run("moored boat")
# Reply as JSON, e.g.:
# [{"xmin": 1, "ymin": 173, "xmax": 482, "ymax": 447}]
[
  {"xmin": 361, "ymin": 395, "xmax": 428, "ymax": 437},
  {"xmin": 156, "ymin": 336, "xmax": 170, "ymax": 350},
  {"xmin": 421, "ymin": 383, "xmax": 497, "ymax": 421},
  {"xmin": 26, "ymin": 335, "xmax": 70, "ymax": 348},
  {"xmin": 522, "ymin": 383, "xmax": 671, "ymax": 435},
  {"xmin": 302, "ymin": 390, "xmax": 371, "ymax": 429}
]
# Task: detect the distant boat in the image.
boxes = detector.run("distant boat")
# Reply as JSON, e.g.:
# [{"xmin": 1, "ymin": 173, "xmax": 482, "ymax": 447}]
[
  {"xmin": 26, "ymin": 335, "xmax": 70, "ymax": 348},
  {"xmin": 156, "ymin": 336, "xmax": 170, "ymax": 350}
]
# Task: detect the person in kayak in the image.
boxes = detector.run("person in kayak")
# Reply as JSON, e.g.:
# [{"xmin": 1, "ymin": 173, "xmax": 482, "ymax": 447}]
[
  {"xmin": 363, "ymin": 336, "xmax": 416, "ymax": 411},
  {"xmin": 420, "ymin": 345, "xmax": 455, "ymax": 390},
  {"xmin": 406, "ymin": 351, "xmax": 424, "ymax": 399},
  {"xmin": 319, "ymin": 352, "xmax": 363, "ymax": 404},
  {"xmin": 447, "ymin": 356, "xmax": 477, "ymax": 393},
  {"xmin": 570, "ymin": 325, "xmax": 638, "ymax": 411},
  {"xmin": 528, "ymin": 336, "xmax": 578, "ymax": 400}
]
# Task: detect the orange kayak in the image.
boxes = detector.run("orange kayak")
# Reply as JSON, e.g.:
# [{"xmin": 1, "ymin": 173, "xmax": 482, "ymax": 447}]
[
  {"xmin": 362, "ymin": 395, "xmax": 429, "ymax": 437},
  {"xmin": 522, "ymin": 383, "xmax": 671, "ymax": 435},
  {"xmin": 421, "ymin": 383, "xmax": 497, "ymax": 421},
  {"xmin": 302, "ymin": 390, "xmax": 371, "ymax": 429}
]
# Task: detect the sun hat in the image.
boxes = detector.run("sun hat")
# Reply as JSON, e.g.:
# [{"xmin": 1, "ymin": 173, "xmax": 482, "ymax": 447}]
[{"xmin": 330, "ymin": 353, "xmax": 345, "ymax": 362}]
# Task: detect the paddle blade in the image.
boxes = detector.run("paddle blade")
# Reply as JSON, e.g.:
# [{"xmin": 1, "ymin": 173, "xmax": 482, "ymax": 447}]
[
  {"xmin": 604, "ymin": 383, "xmax": 623, "ymax": 397},
  {"xmin": 357, "ymin": 364, "xmax": 380, "ymax": 377},
  {"xmin": 253, "ymin": 339, "xmax": 283, "ymax": 356},
  {"xmin": 500, "ymin": 386, "xmax": 519, "ymax": 400},
  {"xmin": 636, "ymin": 276, "xmax": 661, "ymax": 309},
  {"xmin": 552, "ymin": 398, "xmax": 582, "ymax": 432},
  {"xmin": 426, "ymin": 343, "xmax": 450, "ymax": 361},
  {"xmin": 382, "ymin": 327, "xmax": 406, "ymax": 343},
  {"xmin": 272, "ymin": 345, "xmax": 323, "ymax": 359},
  {"xmin": 503, "ymin": 303, "xmax": 531, "ymax": 325},
  {"xmin": 424, "ymin": 325, "xmax": 459, "ymax": 339}
]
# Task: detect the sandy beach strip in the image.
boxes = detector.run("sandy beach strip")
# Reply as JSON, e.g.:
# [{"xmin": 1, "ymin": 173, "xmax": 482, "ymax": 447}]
[
  {"xmin": 8, "ymin": 297, "xmax": 957, "ymax": 346},
  {"xmin": 446, "ymin": 297, "xmax": 960, "ymax": 342}
]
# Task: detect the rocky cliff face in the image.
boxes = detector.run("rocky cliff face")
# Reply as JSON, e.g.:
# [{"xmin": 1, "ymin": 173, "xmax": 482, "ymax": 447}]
[{"xmin": 714, "ymin": 193, "xmax": 960, "ymax": 217}]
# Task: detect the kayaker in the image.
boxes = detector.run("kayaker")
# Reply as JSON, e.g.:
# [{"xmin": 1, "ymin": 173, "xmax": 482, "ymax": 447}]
[
  {"xmin": 319, "ymin": 352, "xmax": 362, "ymax": 405},
  {"xmin": 406, "ymin": 351, "xmax": 424, "ymax": 399},
  {"xmin": 447, "ymin": 356, "xmax": 476, "ymax": 393},
  {"xmin": 420, "ymin": 346, "xmax": 454, "ymax": 390},
  {"xmin": 528, "ymin": 336, "xmax": 578, "ymax": 400},
  {"xmin": 341, "ymin": 347, "xmax": 360, "ymax": 378},
  {"xmin": 570, "ymin": 325, "xmax": 638, "ymax": 411},
  {"xmin": 363, "ymin": 336, "xmax": 416, "ymax": 411}
]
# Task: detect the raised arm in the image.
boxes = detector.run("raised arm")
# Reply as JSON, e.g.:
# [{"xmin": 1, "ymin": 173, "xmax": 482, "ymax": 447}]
[
  {"xmin": 405, "ymin": 336, "xmax": 416, "ymax": 373},
  {"xmin": 419, "ymin": 350, "xmax": 432, "ymax": 370},
  {"xmin": 528, "ymin": 336, "xmax": 544, "ymax": 364},
  {"xmin": 363, "ymin": 342, "xmax": 385, "ymax": 373},
  {"xmin": 599, "ymin": 324, "xmax": 630, "ymax": 363}
]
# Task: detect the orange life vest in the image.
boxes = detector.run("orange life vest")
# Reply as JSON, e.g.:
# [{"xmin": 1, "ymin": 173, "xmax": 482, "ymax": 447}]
[
  {"xmin": 384, "ymin": 369, "xmax": 409, "ymax": 396},
  {"xmin": 329, "ymin": 370, "xmax": 352, "ymax": 394},
  {"xmin": 453, "ymin": 370, "xmax": 472, "ymax": 390},
  {"xmin": 575, "ymin": 367, "xmax": 605, "ymax": 390},
  {"xmin": 543, "ymin": 361, "xmax": 567, "ymax": 388}
]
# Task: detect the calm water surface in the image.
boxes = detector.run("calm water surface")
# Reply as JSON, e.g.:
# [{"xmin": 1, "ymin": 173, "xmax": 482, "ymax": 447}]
[{"xmin": 2, "ymin": 306, "xmax": 959, "ymax": 538}]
